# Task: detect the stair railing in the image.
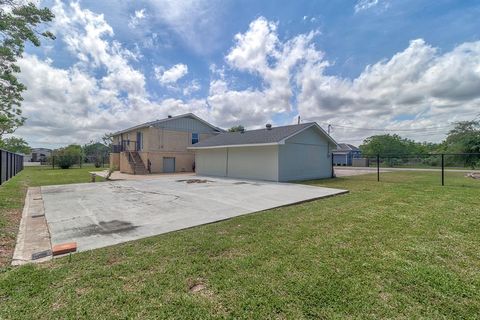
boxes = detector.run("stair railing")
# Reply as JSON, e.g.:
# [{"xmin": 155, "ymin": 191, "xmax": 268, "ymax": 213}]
[{"xmin": 125, "ymin": 149, "xmax": 137, "ymax": 174}]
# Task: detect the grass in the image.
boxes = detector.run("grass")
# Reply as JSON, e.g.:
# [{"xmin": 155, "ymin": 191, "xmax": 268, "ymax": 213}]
[
  {"xmin": 0, "ymin": 166, "xmax": 105, "ymax": 267},
  {"xmin": 0, "ymin": 170, "xmax": 479, "ymax": 319}
]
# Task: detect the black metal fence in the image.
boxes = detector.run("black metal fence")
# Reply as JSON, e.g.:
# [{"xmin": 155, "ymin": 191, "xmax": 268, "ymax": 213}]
[
  {"xmin": 0, "ymin": 149, "xmax": 24, "ymax": 185},
  {"xmin": 333, "ymin": 153, "xmax": 480, "ymax": 187},
  {"xmin": 49, "ymin": 154, "xmax": 110, "ymax": 169}
]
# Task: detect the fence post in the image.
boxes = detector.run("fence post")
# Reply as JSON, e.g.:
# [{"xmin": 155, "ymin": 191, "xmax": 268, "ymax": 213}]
[
  {"xmin": 331, "ymin": 151, "xmax": 334, "ymax": 178},
  {"xmin": 377, "ymin": 154, "xmax": 380, "ymax": 182},
  {"xmin": 0, "ymin": 150, "xmax": 3, "ymax": 186},
  {"xmin": 441, "ymin": 153, "xmax": 444, "ymax": 186}
]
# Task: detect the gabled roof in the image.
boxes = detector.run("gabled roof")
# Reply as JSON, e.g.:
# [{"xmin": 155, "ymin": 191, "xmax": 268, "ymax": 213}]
[
  {"xmin": 189, "ymin": 122, "xmax": 337, "ymax": 149},
  {"xmin": 113, "ymin": 113, "xmax": 224, "ymax": 135},
  {"xmin": 334, "ymin": 143, "xmax": 360, "ymax": 152}
]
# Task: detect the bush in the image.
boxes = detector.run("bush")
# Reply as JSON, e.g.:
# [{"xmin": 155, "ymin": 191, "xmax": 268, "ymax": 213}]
[{"xmin": 54, "ymin": 144, "xmax": 83, "ymax": 169}]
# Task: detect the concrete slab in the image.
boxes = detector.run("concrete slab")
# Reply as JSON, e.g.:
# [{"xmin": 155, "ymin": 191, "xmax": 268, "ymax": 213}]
[{"xmin": 41, "ymin": 176, "xmax": 347, "ymax": 253}]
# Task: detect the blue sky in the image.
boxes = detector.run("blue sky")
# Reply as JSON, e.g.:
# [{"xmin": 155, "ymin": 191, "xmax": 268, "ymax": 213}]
[{"xmin": 15, "ymin": 0, "xmax": 480, "ymax": 147}]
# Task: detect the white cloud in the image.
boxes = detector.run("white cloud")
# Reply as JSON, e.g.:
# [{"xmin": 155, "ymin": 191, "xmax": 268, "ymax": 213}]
[
  {"xmin": 154, "ymin": 64, "xmax": 189, "ymax": 86},
  {"xmin": 354, "ymin": 0, "xmax": 381, "ymax": 13},
  {"xmin": 52, "ymin": 1, "xmax": 146, "ymax": 97},
  {"xmin": 183, "ymin": 80, "xmax": 201, "ymax": 96},
  {"xmin": 209, "ymin": 17, "xmax": 321, "ymax": 128},
  {"xmin": 146, "ymin": 0, "xmax": 224, "ymax": 54},
  {"xmin": 295, "ymin": 39, "xmax": 480, "ymax": 143},
  {"xmin": 128, "ymin": 8, "xmax": 146, "ymax": 28}
]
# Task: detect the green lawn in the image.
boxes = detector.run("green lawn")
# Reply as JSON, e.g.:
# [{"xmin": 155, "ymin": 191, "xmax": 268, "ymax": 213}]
[
  {"xmin": 0, "ymin": 166, "xmax": 105, "ymax": 267},
  {"xmin": 0, "ymin": 169, "xmax": 479, "ymax": 319}
]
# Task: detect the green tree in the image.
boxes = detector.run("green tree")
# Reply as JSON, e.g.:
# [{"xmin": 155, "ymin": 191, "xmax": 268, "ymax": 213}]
[
  {"xmin": 0, "ymin": 1, "xmax": 55, "ymax": 137},
  {"xmin": 83, "ymin": 141, "xmax": 109, "ymax": 167},
  {"xmin": 228, "ymin": 125, "xmax": 245, "ymax": 132},
  {"xmin": 444, "ymin": 120, "xmax": 480, "ymax": 168},
  {"xmin": 0, "ymin": 136, "xmax": 30, "ymax": 154},
  {"xmin": 444, "ymin": 121, "xmax": 480, "ymax": 153},
  {"xmin": 54, "ymin": 144, "xmax": 83, "ymax": 169},
  {"xmin": 360, "ymin": 134, "xmax": 410, "ymax": 156}
]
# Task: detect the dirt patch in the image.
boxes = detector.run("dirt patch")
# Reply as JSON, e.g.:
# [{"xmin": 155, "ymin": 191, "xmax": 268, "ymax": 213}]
[
  {"xmin": 466, "ymin": 172, "xmax": 480, "ymax": 179},
  {"xmin": 187, "ymin": 278, "xmax": 208, "ymax": 293},
  {"xmin": 177, "ymin": 179, "xmax": 213, "ymax": 184},
  {"xmin": 74, "ymin": 220, "xmax": 138, "ymax": 237}
]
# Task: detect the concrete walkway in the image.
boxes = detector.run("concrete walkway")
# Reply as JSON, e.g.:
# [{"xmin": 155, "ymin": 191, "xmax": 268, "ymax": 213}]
[
  {"xmin": 92, "ymin": 170, "xmax": 195, "ymax": 181},
  {"xmin": 12, "ymin": 188, "xmax": 52, "ymax": 265}
]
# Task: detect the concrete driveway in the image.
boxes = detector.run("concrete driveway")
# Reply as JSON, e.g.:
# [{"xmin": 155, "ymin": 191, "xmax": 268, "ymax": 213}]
[{"xmin": 40, "ymin": 176, "xmax": 347, "ymax": 253}]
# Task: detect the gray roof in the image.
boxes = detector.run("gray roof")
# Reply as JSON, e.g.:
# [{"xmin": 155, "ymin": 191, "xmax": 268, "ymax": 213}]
[
  {"xmin": 190, "ymin": 122, "xmax": 336, "ymax": 149},
  {"xmin": 334, "ymin": 143, "xmax": 360, "ymax": 152},
  {"xmin": 113, "ymin": 113, "xmax": 224, "ymax": 135}
]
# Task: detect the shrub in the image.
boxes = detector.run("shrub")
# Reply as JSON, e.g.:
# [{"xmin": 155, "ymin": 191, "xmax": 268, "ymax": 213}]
[{"xmin": 54, "ymin": 144, "xmax": 83, "ymax": 169}]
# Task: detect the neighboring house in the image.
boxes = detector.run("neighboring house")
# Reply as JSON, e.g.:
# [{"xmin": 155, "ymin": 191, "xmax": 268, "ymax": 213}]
[
  {"xmin": 24, "ymin": 148, "xmax": 52, "ymax": 163},
  {"xmin": 332, "ymin": 143, "xmax": 361, "ymax": 166},
  {"xmin": 110, "ymin": 113, "xmax": 224, "ymax": 174},
  {"xmin": 189, "ymin": 123, "xmax": 338, "ymax": 182}
]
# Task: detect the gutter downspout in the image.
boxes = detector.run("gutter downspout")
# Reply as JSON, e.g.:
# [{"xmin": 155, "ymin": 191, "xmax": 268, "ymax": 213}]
[{"xmin": 225, "ymin": 148, "xmax": 229, "ymax": 177}]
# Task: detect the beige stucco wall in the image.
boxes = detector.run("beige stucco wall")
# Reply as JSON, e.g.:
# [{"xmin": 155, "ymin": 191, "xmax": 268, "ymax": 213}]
[
  {"xmin": 119, "ymin": 152, "xmax": 134, "ymax": 174},
  {"xmin": 110, "ymin": 153, "xmax": 120, "ymax": 169},
  {"xmin": 112, "ymin": 128, "xmax": 216, "ymax": 174},
  {"xmin": 138, "ymin": 151, "xmax": 195, "ymax": 173}
]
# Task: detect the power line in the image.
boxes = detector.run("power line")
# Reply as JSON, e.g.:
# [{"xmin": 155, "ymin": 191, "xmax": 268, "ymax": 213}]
[
  {"xmin": 301, "ymin": 118, "xmax": 451, "ymax": 132},
  {"xmin": 319, "ymin": 123, "xmax": 451, "ymax": 132}
]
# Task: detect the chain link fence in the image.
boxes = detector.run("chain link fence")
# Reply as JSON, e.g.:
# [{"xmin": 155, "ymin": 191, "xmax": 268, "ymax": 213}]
[{"xmin": 333, "ymin": 153, "xmax": 480, "ymax": 187}]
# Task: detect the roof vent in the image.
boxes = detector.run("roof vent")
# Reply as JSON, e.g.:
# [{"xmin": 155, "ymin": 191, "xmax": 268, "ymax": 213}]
[
  {"xmin": 167, "ymin": 115, "xmax": 172, "ymax": 118},
  {"xmin": 266, "ymin": 123, "xmax": 272, "ymax": 130}
]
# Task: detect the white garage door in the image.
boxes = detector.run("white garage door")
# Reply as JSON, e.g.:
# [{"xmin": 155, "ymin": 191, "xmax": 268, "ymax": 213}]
[{"xmin": 195, "ymin": 146, "xmax": 279, "ymax": 181}]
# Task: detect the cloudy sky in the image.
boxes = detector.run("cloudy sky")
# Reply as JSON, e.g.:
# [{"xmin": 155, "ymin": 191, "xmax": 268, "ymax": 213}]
[{"xmin": 14, "ymin": 0, "xmax": 480, "ymax": 148}]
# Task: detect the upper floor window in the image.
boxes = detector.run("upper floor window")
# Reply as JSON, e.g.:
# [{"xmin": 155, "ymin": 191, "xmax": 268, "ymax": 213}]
[{"xmin": 192, "ymin": 133, "xmax": 199, "ymax": 144}]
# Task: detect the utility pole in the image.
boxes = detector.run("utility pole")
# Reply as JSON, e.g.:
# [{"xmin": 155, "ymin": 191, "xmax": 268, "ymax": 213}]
[{"xmin": 297, "ymin": 116, "xmax": 301, "ymax": 124}]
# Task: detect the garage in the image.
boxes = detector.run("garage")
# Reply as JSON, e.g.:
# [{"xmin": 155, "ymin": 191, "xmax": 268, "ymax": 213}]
[{"xmin": 190, "ymin": 122, "xmax": 338, "ymax": 182}]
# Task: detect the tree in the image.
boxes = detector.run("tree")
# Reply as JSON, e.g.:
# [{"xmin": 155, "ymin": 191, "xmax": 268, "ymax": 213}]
[
  {"xmin": 228, "ymin": 125, "xmax": 245, "ymax": 132},
  {"xmin": 54, "ymin": 144, "xmax": 83, "ymax": 169},
  {"xmin": 360, "ymin": 134, "xmax": 410, "ymax": 156},
  {"xmin": 102, "ymin": 132, "xmax": 114, "ymax": 147},
  {"xmin": 83, "ymin": 141, "xmax": 109, "ymax": 167},
  {"xmin": 0, "ymin": 136, "xmax": 30, "ymax": 154},
  {"xmin": 444, "ymin": 121, "xmax": 480, "ymax": 152},
  {"xmin": 444, "ymin": 120, "xmax": 480, "ymax": 167},
  {"xmin": 0, "ymin": 1, "xmax": 55, "ymax": 138}
]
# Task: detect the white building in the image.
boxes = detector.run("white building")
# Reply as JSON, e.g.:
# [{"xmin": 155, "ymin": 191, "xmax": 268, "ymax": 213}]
[
  {"xmin": 24, "ymin": 148, "xmax": 52, "ymax": 162},
  {"xmin": 189, "ymin": 123, "xmax": 337, "ymax": 182}
]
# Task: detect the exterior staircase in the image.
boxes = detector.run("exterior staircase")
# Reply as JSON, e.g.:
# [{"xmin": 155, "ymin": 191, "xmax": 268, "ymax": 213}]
[{"xmin": 127, "ymin": 151, "xmax": 148, "ymax": 175}]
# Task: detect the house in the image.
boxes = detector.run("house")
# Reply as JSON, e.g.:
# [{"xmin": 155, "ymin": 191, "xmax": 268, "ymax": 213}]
[
  {"xmin": 188, "ymin": 122, "xmax": 337, "ymax": 182},
  {"xmin": 332, "ymin": 143, "xmax": 361, "ymax": 166},
  {"xmin": 110, "ymin": 113, "xmax": 223, "ymax": 174},
  {"xmin": 24, "ymin": 148, "xmax": 52, "ymax": 163}
]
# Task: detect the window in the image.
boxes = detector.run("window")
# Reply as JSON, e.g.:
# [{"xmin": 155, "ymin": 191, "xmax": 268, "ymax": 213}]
[{"xmin": 192, "ymin": 133, "xmax": 199, "ymax": 144}]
